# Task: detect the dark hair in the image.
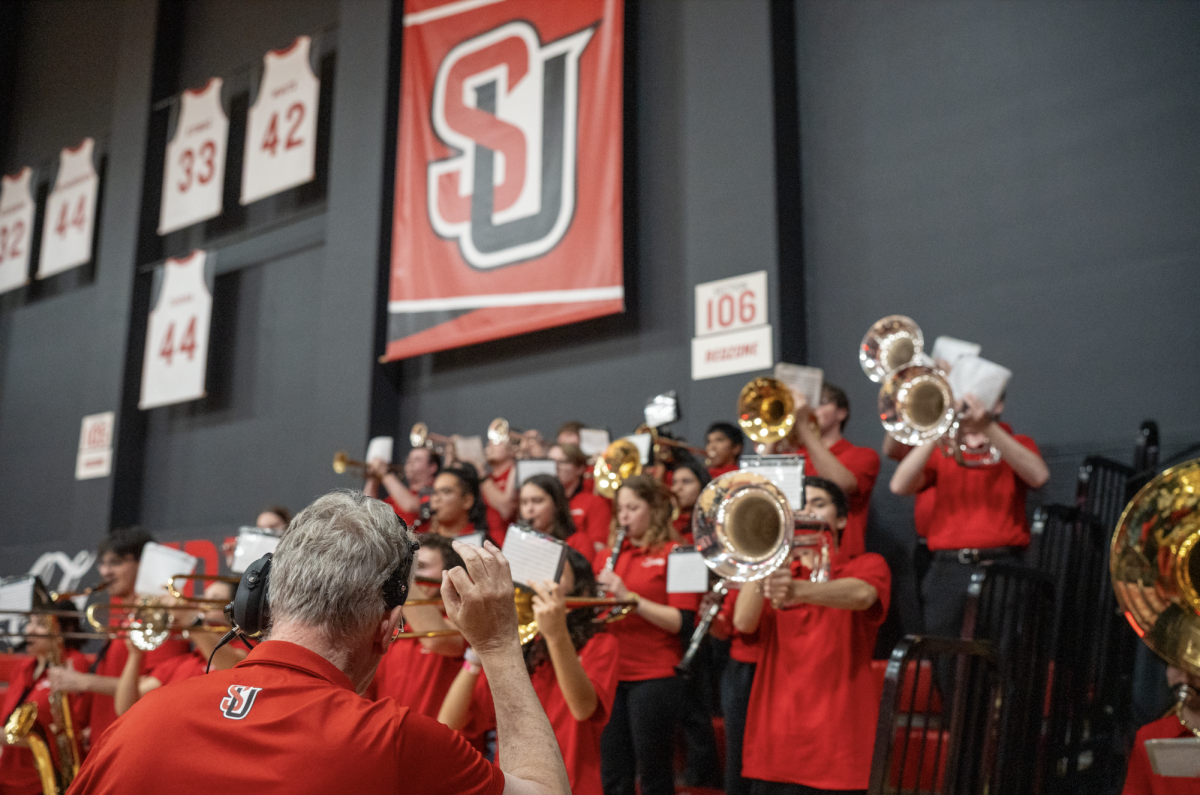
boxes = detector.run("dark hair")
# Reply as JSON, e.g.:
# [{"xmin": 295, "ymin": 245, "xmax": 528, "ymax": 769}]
[
  {"xmin": 32, "ymin": 598, "xmax": 84, "ymax": 651},
  {"xmin": 805, "ymin": 476, "xmax": 849, "ymax": 518},
  {"xmin": 521, "ymin": 474, "xmax": 578, "ymax": 541},
  {"xmin": 98, "ymin": 526, "xmax": 154, "ymax": 560},
  {"xmin": 441, "ymin": 464, "xmax": 489, "ymax": 531},
  {"xmin": 554, "ymin": 443, "xmax": 588, "ymax": 468},
  {"xmin": 523, "ymin": 547, "xmax": 600, "ymax": 674},
  {"xmin": 706, "ymin": 421, "xmax": 744, "ymax": 451},
  {"xmin": 611, "ymin": 475, "xmax": 676, "ymax": 549},
  {"xmin": 670, "ymin": 455, "xmax": 712, "ymax": 492},
  {"xmin": 261, "ymin": 505, "xmax": 292, "ymax": 526},
  {"xmin": 557, "ymin": 421, "xmax": 585, "ymax": 439},
  {"xmin": 409, "ymin": 446, "xmax": 443, "ymax": 474},
  {"xmin": 821, "ymin": 383, "xmax": 850, "ymax": 431},
  {"xmin": 417, "ymin": 533, "xmax": 465, "ymax": 572}
]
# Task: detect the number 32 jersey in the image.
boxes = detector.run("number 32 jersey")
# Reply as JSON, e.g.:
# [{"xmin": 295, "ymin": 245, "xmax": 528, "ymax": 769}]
[{"xmin": 139, "ymin": 250, "xmax": 212, "ymax": 409}]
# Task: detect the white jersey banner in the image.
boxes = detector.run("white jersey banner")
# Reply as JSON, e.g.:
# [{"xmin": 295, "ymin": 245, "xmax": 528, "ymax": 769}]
[
  {"xmin": 139, "ymin": 250, "xmax": 213, "ymax": 410},
  {"xmin": 38, "ymin": 138, "xmax": 99, "ymax": 278},
  {"xmin": 159, "ymin": 78, "xmax": 229, "ymax": 234},
  {"xmin": 240, "ymin": 36, "xmax": 319, "ymax": 205},
  {"xmin": 0, "ymin": 168, "xmax": 35, "ymax": 294}
]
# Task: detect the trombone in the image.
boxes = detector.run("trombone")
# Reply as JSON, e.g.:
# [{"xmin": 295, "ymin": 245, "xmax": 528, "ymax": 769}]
[
  {"xmin": 411, "ymin": 422, "xmax": 453, "ymax": 453},
  {"xmin": 166, "ymin": 574, "xmax": 241, "ymax": 603},
  {"xmin": 634, "ymin": 423, "xmax": 707, "ymax": 466},
  {"xmin": 592, "ymin": 439, "xmax": 643, "ymax": 499},
  {"xmin": 333, "ymin": 451, "xmax": 401, "ymax": 478}
]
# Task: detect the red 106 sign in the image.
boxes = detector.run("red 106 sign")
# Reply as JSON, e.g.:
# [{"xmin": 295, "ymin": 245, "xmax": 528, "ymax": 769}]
[{"xmin": 694, "ymin": 271, "xmax": 769, "ymax": 338}]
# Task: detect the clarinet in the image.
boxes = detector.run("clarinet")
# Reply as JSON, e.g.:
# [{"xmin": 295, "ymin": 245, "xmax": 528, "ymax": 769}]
[
  {"xmin": 597, "ymin": 526, "xmax": 629, "ymax": 618},
  {"xmin": 675, "ymin": 579, "xmax": 727, "ymax": 677}
]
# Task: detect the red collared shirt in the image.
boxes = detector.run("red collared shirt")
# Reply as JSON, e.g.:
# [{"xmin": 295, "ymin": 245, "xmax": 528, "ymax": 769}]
[
  {"xmin": 593, "ymin": 541, "xmax": 701, "ymax": 680},
  {"xmin": 466, "ymin": 633, "xmax": 620, "ymax": 795},
  {"xmin": 1123, "ymin": 712, "xmax": 1200, "ymax": 795},
  {"xmin": 147, "ymin": 649, "xmax": 208, "ymax": 686},
  {"xmin": 708, "ymin": 462, "xmax": 739, "ymax": 480},
  {"xmin": 569, "ymin": 489, "xmax": 612, "ymax": 552},
  {"xmin": 372, "ymin": 628, "xmax": 464, "ymax": 719},
  {"xmin": 70, "ymin": 640, "xmax": 506, "ymax": 795},
  {"xmin": 796, "ymin": 438, "xmax": 881, "ymax": 558},
  {"xmin": 384, "ymin": 487, "xmax": 431, "ymax": 529},
  {"xmin": 485, "ymin": 466, "xmax": 514, "ymax": 548},
  {"xmin": 921, "ymin": 423, "xmax": 1040, "ymax": 550},
  {"xmin": 711, "ymin": 589, "xmax": 759, "ymax": 664},
  {"xmin": 0, "ymin": 650, "xmax": 90, "ymax": 794},
  {"xmin": 741, "ymin": 553, "xmax": 891, "ymax": 790}
]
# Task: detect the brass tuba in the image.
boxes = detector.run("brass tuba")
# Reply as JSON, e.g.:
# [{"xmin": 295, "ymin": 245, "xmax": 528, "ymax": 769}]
[{"xmin": 737, "ymin": 377, "xmax": 796, "ymax": 446}]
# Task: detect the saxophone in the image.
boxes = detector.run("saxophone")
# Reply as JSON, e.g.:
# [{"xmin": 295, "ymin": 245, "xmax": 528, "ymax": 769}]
[{"xmin": 45, "ymin": 630, "xmax": 81, "ymax": 789}]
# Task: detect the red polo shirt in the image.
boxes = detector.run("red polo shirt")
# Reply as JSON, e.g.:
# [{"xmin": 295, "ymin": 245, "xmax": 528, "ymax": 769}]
[
  {"xmin": 921, "ymin": 423, "xmax": 1040, "ymax": 551},
  {"xmin": 796, "ymin": 438, "xmax": 881, "ymax": 558},
  {"xmin": 742, "ymin": 552, "xmax": 891, "ymax": 790},
  {"xmin": 87, "ymin": 609, "xmax": 190, "ymax": 744},
  {"xmin": 710, "ymin": 589, "xmax": 759, "ymax": 664},
  {"xmin": 672, "ymin": 508, "xmax": 694, "ymax": 544},
  {"xmin": 372, "ymin": 629, "xmax": 464, "ymax": 719},
  {"xmin": 148, "ymin": 649, "xmax": 208, "ymax": 686},
  {"xmin": 70, "ymin": 640, "xmax": 505, "ymax": 795},
  {"xmin": 384, "ymin": 487, "xmax": 432, "ymax": 529},
  {"xmin": 593, "ymin": 541, "xmax": 701, "ymax": 680},
  {"xmin": 485, "ymin": 465, "xmax": 514, "ymax": 548},
  {"xmin": 0, "ymin": 649, "xmax": 90, "ymax": 794},
  {"xmin": 466, "ymin": 633, "xmax": 620, "ymax": 795},
  {"xmin": 1122, "ymin": 712, "xmax": 1200, "ymax": 795},
  {"xmin": 569, "ymin": 489, "xmax": 612, "ymax": 553},
  {"xmin": 708, "ymin": 462, "xmax": 739, "ymax": 480}
]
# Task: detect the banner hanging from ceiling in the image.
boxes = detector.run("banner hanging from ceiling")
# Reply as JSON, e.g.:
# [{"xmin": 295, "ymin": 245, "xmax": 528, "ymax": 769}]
[{"xmin": 384, "ymin": 0, "xmax": 625, "ymax": 362}]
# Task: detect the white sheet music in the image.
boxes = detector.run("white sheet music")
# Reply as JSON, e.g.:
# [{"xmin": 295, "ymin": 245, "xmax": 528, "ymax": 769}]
[
  {"xmin": 579, "ymin": 428, "xmax": 610, "ymax": 456},
  {"xmin": 232, "ymin": 528, "xmax": 282, "ymax": 574},
  {"xmin": 502, "ymin": 526, "xmax": 566, "ymax": 588},
  {"xmin": 739, "ymin": 454, "xmax": 805, "ymax": 510},
  {"xmin": 1146, "ymin": 738, "xmax": 1200, "ymax": 777},
  {"xmin": 931, "ymin": 336, "xmax": 981, "ymax": 368},
  {"xmin": 366, "ymin": 436, "xmax": 394, "ymax": 464},
  {"xmin": 946, "ymin": 355, "xmax": 1011, "ymax": 411},
  {"xmin": 0, "ymin": 577, "xmax": 35, "ymax": 644},
  {"xmin": 774, "ymin": 363, "xmax": 823, "ymax": 409},
  {"xmin": 517, "ymin": 459, "xmax": 558, "ymax": 485},
  {"xmin": 455, "ymin": 435, "xmax": 485, "ymax": 467},
  {"xmin": 622, "ymin": 433, "xmax": 653, "ymax": 465},
  {"xmin": 666, "ymin": 548, "xmax": 709, "ymax": 593},
  {"xmin": 134, "ymin": 542, "xmax": 199, "ymax": 596},
  {"xmin": 456, "ymin": 531, "xmax": 485, "ymax": 548}
]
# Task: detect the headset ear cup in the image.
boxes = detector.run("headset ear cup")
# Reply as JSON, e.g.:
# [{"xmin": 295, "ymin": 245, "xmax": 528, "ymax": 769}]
[{"xmin": 233, "ymin": 554, "xmax": 272, "ymax": 636}]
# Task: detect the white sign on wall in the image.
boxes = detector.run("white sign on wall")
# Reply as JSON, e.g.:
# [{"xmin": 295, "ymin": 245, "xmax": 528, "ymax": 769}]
[
  {"xmin": 0, "ymin": 167, "xmax": 35, "ymax": 294},
  {"xmin": 240, "ymin": 36, "xmax": 320, "ymax": 205},
  {"xmin": 139, "ymin": 250, "xmax": 213, "ymax": 410},
  {"xmin": 159, "ymin": 78, "xmax": 229, "ymax": 234},
  {"xmin": 38, "ymin": 138, "xmax": 99, "ymax": 279},
  {"xmin": 692, "ymin": 270, "xmax": 773, "ymax": 381},
  {"xmin": 76, "ymin": 411, "xmax": 115, "ymax": 480}
]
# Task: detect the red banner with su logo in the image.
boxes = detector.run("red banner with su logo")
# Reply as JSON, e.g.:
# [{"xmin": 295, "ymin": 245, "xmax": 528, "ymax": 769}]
[{"xmin": 384, "ymin": 0, "xmax": 625, "ymax": 362}]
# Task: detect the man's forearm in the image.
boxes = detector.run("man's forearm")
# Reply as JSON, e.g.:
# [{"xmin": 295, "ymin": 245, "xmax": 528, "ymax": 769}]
[
  {"xmin": 733, "ymin": 585, "xmax": 764, "ymax": 634},
  {"xmin": 544, "ymin": 633, "xmax": 598, "ymax": 722},
  {"xmin": 799, "ymin": 428, "xmax": 858, "ymax": 495},
  {"xmin": 986, "ymin": 424, "xmax": 1049, "ymax": 489},
  {"xmin": 481, "ymin": 646, "xmax": 570, "ymax": 795},
  {"xmin": 791, "ymin": 578, "xmax": 877, "ymax": 611},
  {"xmin": 890, "ymin": 442, "xmax": 935, "ymax": 495},
  {"xmin": 382, "ymin": 474, "xmax": 420, "ymax": 512}
]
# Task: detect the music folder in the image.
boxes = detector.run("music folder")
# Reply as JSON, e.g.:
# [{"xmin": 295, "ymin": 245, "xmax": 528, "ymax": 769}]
[{"xmin": 502, "ymin": 525, "xmax": 567, "ymax": 588}]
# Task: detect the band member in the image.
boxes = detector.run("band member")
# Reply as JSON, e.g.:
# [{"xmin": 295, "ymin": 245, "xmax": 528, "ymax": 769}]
[
  {"xmin": 113, "ymin": 580, "xmax": 244, "ymax": 716},
  {"xmin": 254, "ymin": 505, "xmax": 291, "ymax": 532},
  {"xmin": 482, "ymin": 437, "xmax": 519, "ymax": 546},
  {"xmin": 557, "ymin": 422, "xmax": 586, "ymax": 448},
  {"xmin": 519, "ymin": 430, "xmax": 549, "ymax": 460},
  {"xmin": 709, "ymin": 587, "xmax": 759, "ymax": 795},
  {"xmin": 550, "ymin": 444, "xmax": 612, "ymax": 552},
  {"xmin": 706, "ymin": 422, "xmax": 744, "ymax": 479},
  {"xmin": 47, "ymin": 527, "xmax": 189, "ymax": 749},
  {"xmin": 371, "ymin": 535, "xmax": 467, "ymax": 718},
  {"xmin": 594, "ymin": 476, "xmax": 701, "ymax": 795},
  {"xmin": 0, "ymin": 604, "xmax": 91, "ymax": 793},
  {"xmin": 1123, "ymin": 666, "xmax": 1200, "ymax": 794},
  {"xmin": 69, "ymin": 491, "xmax": 572, "ymax": 795},
  {"xmin": 519, "ymin": 475, "xmax": 595, "ymax": 558},
  {"xmin": 439, "ymin": 548, "xmax": 620, "ymax": 795},
  {"xmin": 428, "ymin": 467, "xmax": 491, "ymax": 542},
  {"xmin": 889, "ymin": 392, "xmax": 1048, "ymax": 691},
  {"xmin": 669, "ymin": 458, "xmax": 710, "ymax": 543},
  {"xmin": 364, "ymin": 446, "xmax": 442, "ymax": 528},
  {"xmin": 735, "ymin": 477, "xmax": 891, "ymax": 795},
  {"xmin": 785, "ymin": 383, "xmax": 881, "ymax": 558}
]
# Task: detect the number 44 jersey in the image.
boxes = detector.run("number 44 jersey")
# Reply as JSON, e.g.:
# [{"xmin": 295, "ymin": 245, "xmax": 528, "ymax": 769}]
[
  {"xmin": 240, "ymin": 35, "xmax": 320, "ymax": 205},
  {"xmin": 139, "ymin": 250, "xmax": 212, "ymax": 410}
]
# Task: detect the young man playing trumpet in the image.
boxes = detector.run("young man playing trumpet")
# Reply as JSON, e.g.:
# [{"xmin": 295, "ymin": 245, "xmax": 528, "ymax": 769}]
[
  {"xmin": 735, "ymin": 478, "xmax": 891, "ymax": 795},
  {"xmin": 364, "ymin": 446, "xmax": 442, "ymax": 528}
]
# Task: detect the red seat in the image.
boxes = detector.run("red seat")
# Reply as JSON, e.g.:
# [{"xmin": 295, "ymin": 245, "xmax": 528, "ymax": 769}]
[
  {"xmin": 888, "ymin": 727, "xmax": 949, "ymax": 791},
  {"xmin": 872, "ymin": 658, "xmax": 943, "ymax": 715}
]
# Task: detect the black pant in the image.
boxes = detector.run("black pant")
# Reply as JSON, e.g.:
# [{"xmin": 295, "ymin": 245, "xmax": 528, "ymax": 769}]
[
  {"xmin": 679, "ymin": 644, "xmax": 722, "ymax": 787},
  {"xmin": 601, "ymin": 677, "xmax": 683, "ymax": 795},
  {"xmin": 721, "ymin": 659, "xmax": 756, "ymax": 795},
  {"xmin": 749, "ymin": 777, "xmax": 866, "ymax": 795}
]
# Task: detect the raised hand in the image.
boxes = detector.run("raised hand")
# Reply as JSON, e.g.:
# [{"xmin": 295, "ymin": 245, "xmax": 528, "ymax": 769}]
[
  {"xmin": 530, "ymin": 580, "xmax": 569, "ymax": 642},
  {"xmin": 441, "ymin": 540, "xmax": 519, "ymax": 656}
]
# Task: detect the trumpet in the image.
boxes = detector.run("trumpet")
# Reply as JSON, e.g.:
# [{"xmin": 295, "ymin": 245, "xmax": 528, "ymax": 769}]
[
  {"xmin": 332, "ymin": 451, "xmax": 401, "ymax": 478},
  {"xmin": 634, "ymin": 423, "xmax": 707, "ymax": 466},
  {"xmin": 593, "ymin": 439, "xmax": 643, "ymax": 499},
  {"xmin": 488, "ymin": 418, "xmax": 524, "ymax": 448},
  {"xmin": 878, "ymin": 364, "xmax": 1001, "ymax": 467},
  {"xmin": 49, "ymin": 580, "xmax": 108, "ymax": 601},
  {"xmin": 737, "ymin": 377, "xmax": 796, "ymax": 446},
  {"xmin": 84, "ymin": 600, "xmax": 229, "ymax": 651},
  {"xmin": 393, "ymin": 587, "xmax": 636, "ymax": 645},
  {"xmin": 860, "ymin": 314, "xmax": 924, "ymax": 382},
  {"xmin": 411, "ymin": 422, "xmax": 452, "ymax": 453}
]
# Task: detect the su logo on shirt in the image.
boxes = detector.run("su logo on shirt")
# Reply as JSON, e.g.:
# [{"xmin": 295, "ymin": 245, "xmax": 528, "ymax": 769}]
[{"xmin": 219, "ymin": 685, "xmax": 262, "ymax": 720}]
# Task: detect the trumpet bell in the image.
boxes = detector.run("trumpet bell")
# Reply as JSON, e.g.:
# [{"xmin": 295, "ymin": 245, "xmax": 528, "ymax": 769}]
[
  {"xmin": 879, "ymin": 365, "xmax": 956, "ymax": 446},
  {"xmin": 332, "ymin": 451, "xmax": 352, "ymax": 475},
  {"xmin": 737, "ymin": 377, "xmax": 796, "ymax": 445},
  {"xmin": 692, "ymin": 471, "xmax": 793, "ymax": 582},
  {"xmin": 488, "ymin": 418, "xmax": 514, "ymax": 447},
  {"xmin": 1111, "ymin": 458, "xmax": 1200, "ymax": 677},
  {"xmin": 594, "ymin": 439, "xmax": 643, "ymax": 499},
  {"xmin": 411, "ymin": 422, "xmax": 429, "ymax": 449},
  {"xmin": 860, "ymin": 315, "xmax": 924, "ymax": 383}
]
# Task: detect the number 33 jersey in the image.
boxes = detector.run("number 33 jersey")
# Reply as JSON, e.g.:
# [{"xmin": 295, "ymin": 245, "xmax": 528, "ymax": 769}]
[{"xmin": 139, "ymin": 250, "xmax": 212, "ymax": 409}]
